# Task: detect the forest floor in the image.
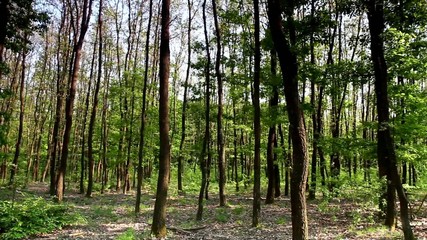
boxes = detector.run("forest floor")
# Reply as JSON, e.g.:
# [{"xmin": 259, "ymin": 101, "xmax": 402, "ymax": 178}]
[{"xmin": 14, "ymin": 183, "xmax": 427, "ymax": 239}]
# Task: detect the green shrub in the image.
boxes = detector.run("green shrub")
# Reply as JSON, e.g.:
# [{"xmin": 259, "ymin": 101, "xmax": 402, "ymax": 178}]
[{"xmin": 0, "ymin": 197, "xmax": 77, "ymax": 240}]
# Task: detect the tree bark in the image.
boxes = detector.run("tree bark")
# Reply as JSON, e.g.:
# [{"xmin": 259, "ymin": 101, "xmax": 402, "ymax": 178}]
[
  {"xmin": 86, "ymin": 0, "xmax": 103, "ymax": 198},
  {"xmin": 0, "ymin": 0, "xmax": 9, "ymax": 80},
  {"xmin": 135, "ymin": 0, "xmax": 153, "ymax": 214},
  {"xmin": 366, "ymin": 0, "xmax": 414, "ymax": 238},
  {"xmin": 266, "ymin": 49, "xmax": 280, "ymax": 203},
  {"xmin": 196, "ymin": 0, "xmax": 211, "ymax": 220},
  {"xmin": 151, "ymin": 0, "xmax": 171, "ymax": 236},
  {"xmin": 56, "ymin": 0, "xmax": 93, "ymax": 202},
  {"xmin": 9, "ymin": 46, "xmax": 26, "ymax": 185},
  {"xmin": 177, "ymin": 0, "xmax": 193, "ymax": 193},
  {"xmin": 211, "ymin": 0, "xmax": 226, "ymax": 207},
  {"xmin": 252, "ymin": 0, "xmax": 261, "ymax": 227},
  {"xmin": 267, "ymin": 0, "xmax": 309, "ymax": 238}
]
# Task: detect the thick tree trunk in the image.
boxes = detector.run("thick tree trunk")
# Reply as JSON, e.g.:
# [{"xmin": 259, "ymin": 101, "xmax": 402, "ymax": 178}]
[
  {"xmin": 151, "ymin": 0, "xmax": 171, "ymax": 236},
  {"xmin": 267, "ymin": 0, "xmax": 309, "ymax": 238},
  {"xmin": 366, "ymin": 0, "xmax": 414, "ymax": 238}
]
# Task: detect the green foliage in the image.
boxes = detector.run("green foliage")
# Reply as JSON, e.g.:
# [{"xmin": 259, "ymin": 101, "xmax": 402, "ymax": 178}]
[
  {"xmin": 0, "ymin": 197, "xmax": 80, "ymax": 240},
  {"xmin": 5, "ymin": 0, "xmax": 49, "ymax": 53},
  {"xmin": 115, "ymin": 228, "xmax": 137, "ymax": 240},
  {"xmin": 215, "ymin": 207, "xmax": 230, "ymax": 223}
]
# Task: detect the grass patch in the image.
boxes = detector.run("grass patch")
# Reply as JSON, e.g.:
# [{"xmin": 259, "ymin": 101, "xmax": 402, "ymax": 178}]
[{"xmin": 215, "ymin": 207, "xmax": 230, "ymax": 223}]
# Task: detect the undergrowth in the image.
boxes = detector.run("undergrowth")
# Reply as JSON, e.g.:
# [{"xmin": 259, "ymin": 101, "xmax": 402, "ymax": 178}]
[{"xmin": 0, "ymin": 197, "xmax": 83, "ymax": 240}]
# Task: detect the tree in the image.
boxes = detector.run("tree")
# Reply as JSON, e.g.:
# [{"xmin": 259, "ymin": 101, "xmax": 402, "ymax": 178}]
[
  {"xmin": 177, "ymin": 0, "xmax": 193, "ymax": 193},
  {"xmin": 56, "ymin": 0, "xmax": 93, "ymax": 202},
  {"xmin": 0, "ymin": 0, "xmax": 10, "ymax": 79},
  {"xmin": 86, "ymin": 0, "xmax": 103, "ymax": 198},
  {"xmin": 9, "ymin": 39, "xmax": 26, "ymax": 186},
  {"xmin": 365, "ymin": 0, "xmax": 414, "ymax": 238},
  {"xmin": 252, "ymin": 0, "xmax": 261, "ymax": 227},
  {"xmin": 266, "ymin": 0, "xmax": 309, "ymax": 238},
  {"xmin": 212, "ymin": 0, "xmax": 226, "ymax": 207},
  {"xmin": 196, "ymin": 0, "xmax": 211, "ymax": 221},
  {"xmin": 266, "ymin": 49, "xmax": 280, "ymax": 203},
  {"xmin": 151, "ymin": 0, "xmax": 171, "ymax": 236},
  {"xmin": 136, "ymin": 0, "xmax": 154, "ymax": 214}
]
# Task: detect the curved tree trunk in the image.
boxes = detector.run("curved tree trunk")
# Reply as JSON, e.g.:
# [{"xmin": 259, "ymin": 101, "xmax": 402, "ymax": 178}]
[
  {"xmin": 366, "ymin": 0, "xmax": 414, "ymax": 238},
  {"xmin": 267, "ymin": 0, "xmax": 309, "ymax": 238},
  {"xmin": 56, "ymin": 0, "xmax": 93, "ymax": 202},
  {"xmin": 196, "ymin": 0, "xmax": 211, "ymax": 220},
  {"xmin": 211, "ymin": 0, "xmax": 226, "ymax": 207}
]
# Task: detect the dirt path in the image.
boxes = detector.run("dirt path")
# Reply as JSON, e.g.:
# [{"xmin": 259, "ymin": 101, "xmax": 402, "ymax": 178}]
[{"xmin": 24, "ymin": 183, "xmax": 426, "ymax": 239}]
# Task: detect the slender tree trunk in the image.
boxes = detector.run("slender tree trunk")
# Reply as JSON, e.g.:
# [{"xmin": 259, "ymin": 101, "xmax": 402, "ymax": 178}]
[
  {"xmin": 366, "ymin": 0, "xmax": 414, "ymax": 238},
  {"xmin": 0, "ymin": 0, "xmax": 9, "ymax": 80},
  {"xmin": 211, "ymin": 0, "xmax": 226, "ymax": 207},
  {"xmin": 87, "ymin": 0, "xmax": 103, "ymax": 198},
  {"xmin": 178, "ymin": 0, "xmax": 193, "ymax": 193},
  {"xmin": 151, "ymin": 0, "xmax": 171, "ymax": 236},
  {"xmin": 9, "ymin": 47, "xmax": 26, "ymax": 186},
  {"xmin": 232, "ymin": 100, "xmax": 239, "ymax": 192},
  {"xmin": 57, "ymin": 0, "xmax": 93, "ymax": 202},
  {"xmin": 100, "ymin": 50, "xmax": 110, "ymax": 194},
  {"xmin": 49, "ymin": 8, "xmax": 69, "ymax": 196},
  {"xmin": 136, "ymin": 0, "xmax": 153, "ymax": 214},
  {"xmin": 308, "ymin": 0, "xmax": 317, "ymax": 200},
  {"xmin": 80, "ymin": 21, "xmax": 100, "ymax": 194},
  {"xmin": 252, "ymin": 0, "xmax": 261, "ymax": 227},
  {"xmin": 196, "ymin": 0, "xmax": 211, "ymax": 220},
  {"xmin": 266, "ymin": 50, "xmax": 279, "ymax": 203}
]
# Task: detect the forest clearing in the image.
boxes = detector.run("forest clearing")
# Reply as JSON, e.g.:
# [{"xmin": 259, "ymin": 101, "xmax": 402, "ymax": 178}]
[
  {"xmin": 1, "ymin": 181, "xmax": 427, "ymax": 239},
  {"xmin": 1, "ymin": 0, "xmax": 427, "ymax": 239}
]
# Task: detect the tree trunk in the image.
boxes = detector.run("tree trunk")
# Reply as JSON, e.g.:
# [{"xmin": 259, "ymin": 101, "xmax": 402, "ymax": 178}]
[
  {"xmin": 267, "ymin": 0, "xmax": 309, "ymax": 238},
  {"xmin": 135, "ymin": 0, "xmax": 153, "ymax": 213},
  {"xmin": 86, "ymin": 0, "xmax": 103, "ymax": 198},
  {"xmin": 151, "ymin": 0, "xmax": 171, "ymax": 236},
  {"xmin": 366, "ymin": 0, "xmax": 414, "ymax": 238},
  {"xmin": 0, "ymin": 0, "xmax": 9, "ymax": 80},
  {"xmin": 308, "ymin": 0, "xmax": 317, "ymax": 200},
  {"xmin": 9, "ymin": 47, "xmax": 26, "ymax": 186},
  {"xmin": 266, "ymin": 49, "xmax": 279, "ymax": 203},
  {"xmin": 177, "ymin": 0, "xmax": 192, "ymax": 193},
  {"xmin": 49, "ymin": 8, "xmax": 69, "ymax": 196},
  {"xmin": 196, "ymin": 0, "xmax": 211, "ymax": 220},
  {"xmin": 56, "ymin": 0, "xmax": 93, "ymax": 202},
  {"xmin": 211, "ymin": 0, "xmax": 226, "ymax": 207},
  {"xmin": 252, "ymin": 0, "xmax": 261, "ymax": 227}
]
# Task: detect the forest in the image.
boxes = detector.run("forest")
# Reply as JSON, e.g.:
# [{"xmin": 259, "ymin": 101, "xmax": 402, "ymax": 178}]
[{"xmin": 0, "ymin": 0, "xmax": 427, "ymax": 239}]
